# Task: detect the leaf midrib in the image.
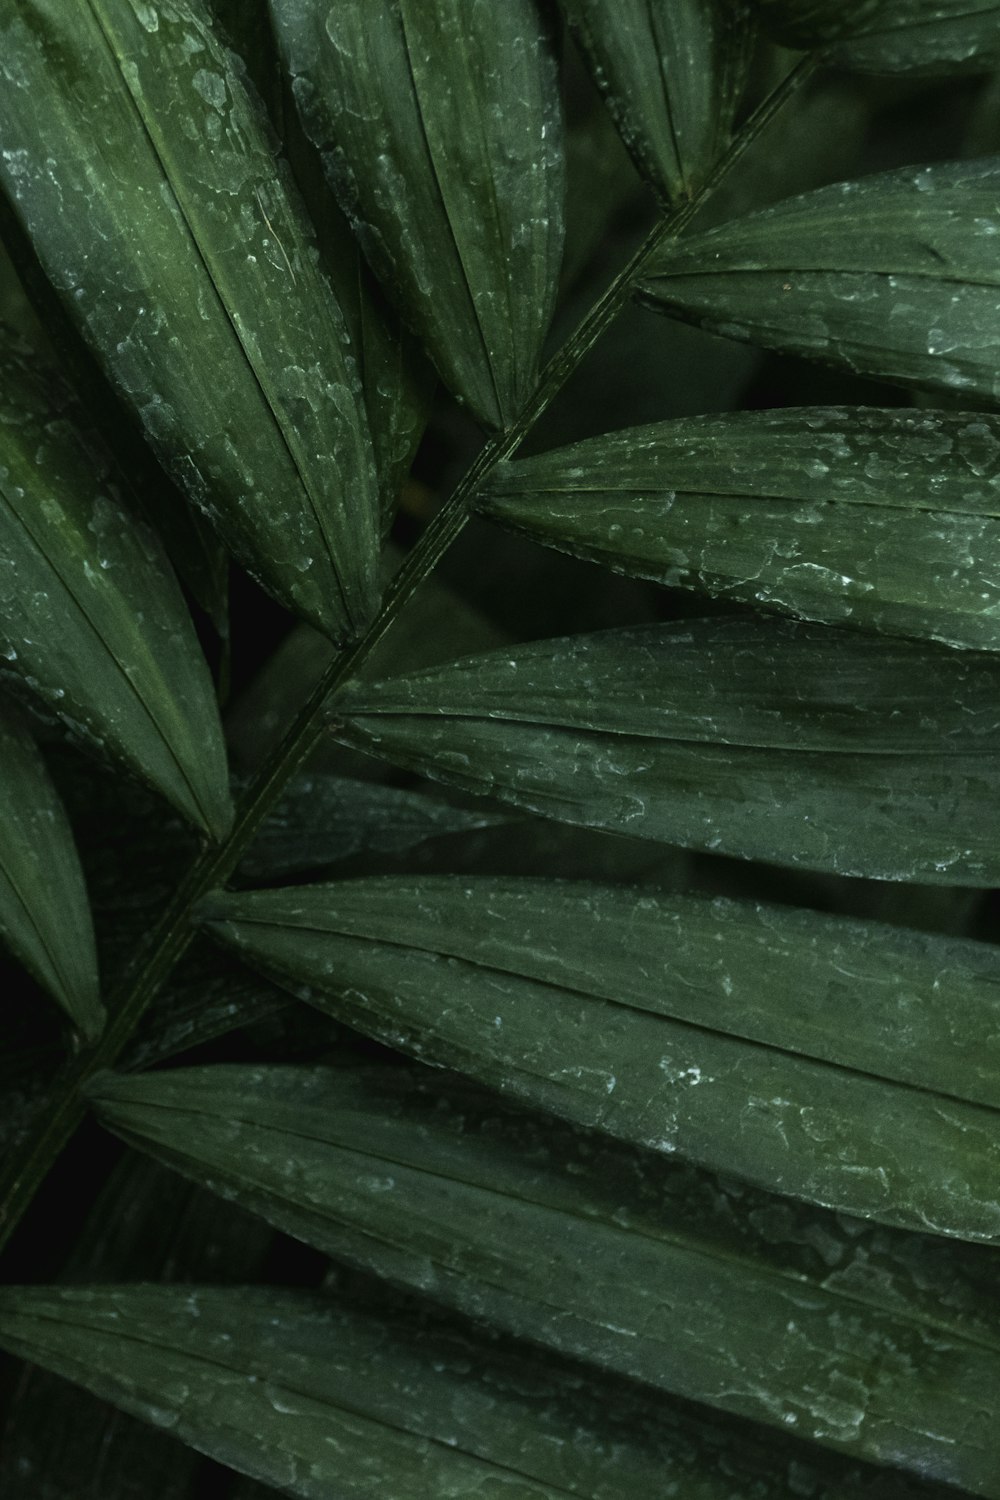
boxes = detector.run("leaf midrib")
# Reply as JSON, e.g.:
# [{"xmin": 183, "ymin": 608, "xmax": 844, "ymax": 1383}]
[
  {"xmin": 0, "ymin": 473, "xmax": 210, "ymax": 831},
  {"xmin": 102, "ymin": 1096, "xmax": 1000, "ymax": 1370},
  {"xmin": 83, "ymin": 0, "xmax": 351, "ymax": 622},
  {"xmin": 338, "ymin": 704, "xmax": 1000, "ymax": 757},
  {"xmin": 485, "ymin": 480, "xmax": 1000, "ymax": 521},
  {"xmin": 1, "ymin": 1301, "xmax": 586, "ymax": 1499},
  {"xmin": 206, "ymin": 910, "xmax": 1000, "ymax": 1115},
  {"xmin": 397, "ymin": 4, "xmax": 504, "ymax": 429}
]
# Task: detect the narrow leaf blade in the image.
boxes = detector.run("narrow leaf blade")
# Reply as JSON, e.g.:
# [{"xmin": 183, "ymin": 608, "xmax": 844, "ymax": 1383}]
[
  {"xmin": 270, "ymin": 0, "xmax": 565, "ymax": 429},
  {"xmin": 0, "ymin": 1278, "xmax": 879, "ymax": 1500},
  {"xmin": 640, "ymin": 158, "xmax": 1000, "ymax": 404},
  {"xmin": 0, "ymin": 704, "xmax": 101, "ymax": 1037},
  {"xmin": 0, "ymin": 0, "xmax": 380, "ymax": 639},
  {"xmin": 279, "ymin": 91, "xmax": 433, "ymax": 522},
  {"xmin": 331, "ymin": 617, "xmax": 1000, "ymax": 884},
  {"xmin": 0, "ymin": 1151, "xmax": 273, "ymax": 1500},
  {"xmin": 753, "ymin": 0, "xmax": 1000, "ymax": 74},
  {"xmin": 0, "ymin": 342, "xmax": 232, "ymax": 838},
  {"xmin": 200, "ymin": 875, "xmax": 1000, "ymax": 1240},
  {"xmin": 88, "ymin": 1064, "xmax": 1000, "ymax": 1492},
  {"xmin": 480, "ymin": 407, "xmax": 1000, "ymax": 650},
  {"xmin": 238, "ymin": 774, "xmax": 506, "ymax": 884},
  {"xmin": 559, "ymin": 0, "xmax": 753, "ymax": 202}
]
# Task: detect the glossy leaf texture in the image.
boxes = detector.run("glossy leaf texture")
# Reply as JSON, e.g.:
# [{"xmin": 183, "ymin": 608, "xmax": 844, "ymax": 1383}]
[
  {"xmin": 200, "ymin": 875, "xmax": 1000, "ymax": 1239},
  {"xmin": 270, "ymin": 0, "xmax": 565, "ymax": 429},
  {"xmin": 0, "ymin": 341, "xmax": 231, "ymax": 838},
  {"xmin": 0, "ymin": 1278, "xmax": 906, "ymax": 1500},
  {"xmin": 480, "ymin": 407, "xmax": 1000, "ymax": 650},
  {"xmin": 299, "ymin": 160, "xmax": 432, "ymax": 525},
  {"xmin": 271, "ymin": 62, "xmax": 433, "ymax": 525},
  {"xmin": 0, "ymin": 0, "xmax": 380, "ymax": 640},
  {"xmin": 639, "ymin": 158, "xmax": 1000, "ymax": 404},
  {"xmin": 88, "ymin": 1064, "xmax": 1000, "ymax": 1492},
  {"xmin": 0, "ymin": 704, "xmax": 101, "ymax": 1038},
  {"xmin": 558, "ymin": 0, "xmax": 753, "ymax": 203},
  {"xmin": 753, "ymin": 0, "xmax": 1000, "ymax": 74},
  {"xmin": 331, "ymin": 616, "xmax": 1000, "ymax": 884}
]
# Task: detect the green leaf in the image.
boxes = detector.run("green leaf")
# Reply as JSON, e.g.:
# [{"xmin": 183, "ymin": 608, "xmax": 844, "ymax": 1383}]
[
  {"xmin": 753, "ymin": 0, "xmax": 1000, "ymax": 74},
  {"xmin": 238, "ymin": 774, "xmax": 506, "ymax": 883},
  {"xmin": 270, "ymin": 0, "xmax": 565, "ymax": 429},
  {"xmin": 331, "ymin": 616, "xmax": 1000, "ymax": 884},
  {"xmin": 88, "ymin": 1064, "xmax": 1000, "ymax": 1491},
  {"xmin": 0, "ymin": 1152, "xmax": 273, "ymax": 1500},
  {"xmin": 558, "ymin": 0, "xmax": 753, "ymax": 203},
  {"xmin": 225, "ymin": 541, "xmax": 508, "ymax": 772},
  {"xmin": 199, "ymin": 874, "xmax": 1000, "ymax": 1239},
  {"xmin": 123, "ymin": 951, "xmax": 289, "ymax": 1071},
  {"xmin": 303, "ymin": 177, "xmax": 433, "ymax": 524},
  {"xmin": 274, "ymin": 68, "xmax": 433, "ymax": 522},
  {"xmin": 0, "ymin": 703, "xmax": 101, "ymax": 1038},
  {"xmin": 480, "ymin": 406, "xmax": 1000, "ymax": 650},
  {"xmin": 0, "ymin": 1277, "xmax": 891, "ymax": 1500},
  {"xmin": 0, "ymin": 0, "xmax": 379, "ymax": 641},
  {"xmin": 0, "ymin": 341, "xmax": 232, "ymax": 839},
  {"xmin": 639, "ymin": 158, "xmax": 1000, "ymax": 404}
]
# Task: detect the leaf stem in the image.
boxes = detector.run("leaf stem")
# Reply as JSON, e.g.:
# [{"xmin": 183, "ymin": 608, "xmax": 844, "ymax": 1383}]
[{"xmin": 0, "ymin": 53, "xmax": 816, "ymax": 1258}]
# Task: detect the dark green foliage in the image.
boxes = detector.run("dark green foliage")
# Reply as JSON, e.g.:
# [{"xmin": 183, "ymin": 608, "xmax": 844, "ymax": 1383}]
[{"xmin": 0, "ymin": 3, "xmax": 998, "ymax": 1497}]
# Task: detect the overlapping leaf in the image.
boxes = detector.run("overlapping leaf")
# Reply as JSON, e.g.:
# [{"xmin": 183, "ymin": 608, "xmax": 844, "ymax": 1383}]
[
  {"xmin": 200, "ymin": 875, "xmax": 1000, "ymax": 1238},
  {"xmin": 88, "ymin": 1065, "xmax": 1000, "ymax": 1492},
  {"xmin": 0, "ymin": 341, "xmax": 231, "ymax": 837},
  {"xmin": 305, "ymin": 185, "xmax": 432, "ymax": 525},
  {"xmin": 0, "ymin": 1274, "xmax": 904, "ymax": 1500},
  {"xmin": 0, "ymin": 704, "xmax": 101, "ymax": 1037},
  {"xmin": 480, "ymin": 407, "xmax": 1000, "ymax": 650},
  {"xmin": 640, "ymin": 158, "xmax": 1000, "ymax": 404},
  {"xmin": 274, "ymin": 75, "xmax": 433, "ymax": 523},
  {"xmin": 0, "ymin": 0, "xmax": 379, "ymax": 640},
  {"xmin": 123, "ymin": 952, "xmax": 290, "ymax": 1072},
  {"xmin": 270, "ymin": 0, "xmax": 565, "ymax": 429},
  {"xmin": 238, "ymin": 774, "xmax": 506, "ymax": 883},
  {"xmin": 0, "ymin": 1153, "xmax": 272, "ymax": 1500},
  {"xmin": 753, "ymin": 0, "xmax": 1000, "ymax": 73},
  {"xmin": 330, "ymin": 616, "xmax": 1000, "ymax": 884},
  {"xmin": 559, "ymin": 0, "xmax": 752, "ymax": 203}
]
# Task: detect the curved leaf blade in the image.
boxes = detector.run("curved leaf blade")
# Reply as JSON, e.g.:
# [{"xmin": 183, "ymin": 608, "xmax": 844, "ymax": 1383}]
[
  {"xmin": 270, "ymin": 0, "xmax": 565, "ymax": 429},
  {"xmin": 0, "ymin": 343, "xmax": 232, "ymax": 838},
  {"xmin": 0, "ymin": 0, "xmax": 379, "ymax": 640},
  {"xmin": 280, "ymin": 97, "xmax": 433, "ymax": 522},
  {"xmin": 753, "ymin": 0, "xmax": 1000, "ymax": 74},
  {"xmin": 88, "ymin": 1064, "xmax": 1000, "ymax": 1492},
  {"xmin": 0, "ymin": 1277, "xmax": 876, "ymax": 1500},
  {"xmin": 0, "ymin": 704, "xmax": 101, "ymax": 1037},
  {"xmin": 480, "ymin": 406, "xmax": 1000, "ymax": 650},
  {"xmin": 238, "ymin": 774, "xmax": 506, "ymax": 883},
  {"xmin": 332, "ymin": 616, "xmax": 1000, "ymax": 884},
  {"xmin": 640, "ymin": 158, "xmax": 1000, "ymax": 404},
  {"xmin": 200, "ymin": 876, "xmax": 1000, "ymax": 1239},
  {"xmin": 0, "ymin": 1150, "xmax": 273, "ymax": 1500},
  {"xmin": 314, "ymin": 197, "xmax": 432, "ymax": 525},
  {"xmin": 559, "ymin": 0, "xmax": 753, "ymax": 203}
]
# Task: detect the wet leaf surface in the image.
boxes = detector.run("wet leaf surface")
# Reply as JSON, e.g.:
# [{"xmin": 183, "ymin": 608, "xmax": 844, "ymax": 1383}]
[
  {"xmin": 270, "ymin": 0, "xmax": 565, "ymax": 428},
  {"xmin": 0, "ymin": 704, "xmax": 101, "ymax": 1037},
  {"xmin": 641, "ymin": 159, "xmax": 1000, "ymax": 404},
  {"xmin": 201, "ymin": 875, "xmax": 1000, "ymax": 1239},
  {"xmin": 0, "ymin": 0, "xmax": 380, "ymax": 639},
  {"xmin": 481, "ymin": 406, "xmax": 1000, "ymax": 650},
  {"xmin": 89, "ymin": 1064, "xmax": 1000, "ymax": 1493},
  {"xmin": 332, "ymin": 616, "xmax": 1000, "ymax": 884}
]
